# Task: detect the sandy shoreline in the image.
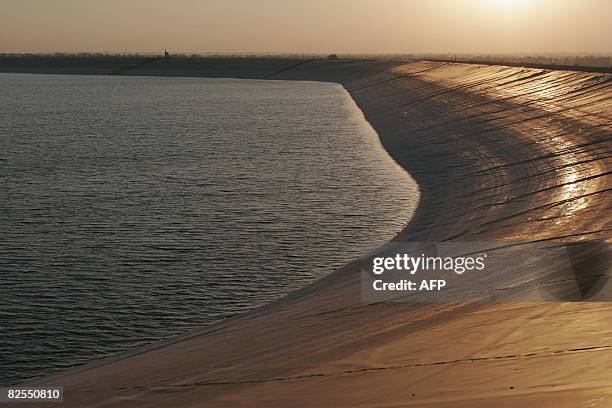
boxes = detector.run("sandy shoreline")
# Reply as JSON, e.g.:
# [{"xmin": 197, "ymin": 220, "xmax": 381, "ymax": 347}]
[{"xmin": 1, "ymin": 58, "xmax": 611, "ymax": 407}]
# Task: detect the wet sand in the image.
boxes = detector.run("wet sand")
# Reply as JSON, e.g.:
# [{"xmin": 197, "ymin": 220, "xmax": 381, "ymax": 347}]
[{"xmin": 2, "ymin": 58, "xmax": 611, "ymax": 407}]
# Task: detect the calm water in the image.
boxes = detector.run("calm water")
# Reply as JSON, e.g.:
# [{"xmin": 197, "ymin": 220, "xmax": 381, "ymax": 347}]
[{"xmin": 0, "ymin": 73, "xmax": 418, "ymax": 386}]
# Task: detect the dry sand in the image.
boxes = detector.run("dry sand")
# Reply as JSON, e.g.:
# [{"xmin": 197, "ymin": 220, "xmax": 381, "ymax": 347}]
[{"xmin": 1, "ymin": 59, "xmax": 611, "ymax": 407}]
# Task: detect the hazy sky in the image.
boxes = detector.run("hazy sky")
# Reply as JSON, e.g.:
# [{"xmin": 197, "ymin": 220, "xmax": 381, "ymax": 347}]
[{"xmin": 1, "ymin": 0, "xmax": 610, "ymax": 54}]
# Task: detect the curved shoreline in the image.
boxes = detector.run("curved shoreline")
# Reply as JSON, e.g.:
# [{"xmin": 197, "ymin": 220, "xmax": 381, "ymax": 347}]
[{"xmin": 3, "ymin": 59, "xmax": 611, "ymax": 407}]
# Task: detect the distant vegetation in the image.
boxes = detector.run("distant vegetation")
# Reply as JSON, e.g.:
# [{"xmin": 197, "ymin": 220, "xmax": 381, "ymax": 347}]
[
  {"xmin": 341, "ymin": 53, "xmax": 612, "ymax": 69},
  {"xmin": 1, "ymin": 52, "xmax": 610, "ymax": 70},
  {"xmin": 421, "ymin": 53, "xmax": 611, "ymax": 70}
]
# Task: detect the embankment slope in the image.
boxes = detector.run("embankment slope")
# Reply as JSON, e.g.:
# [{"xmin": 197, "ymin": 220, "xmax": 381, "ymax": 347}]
[{"xmin": 2, "ymin": 59, "xmax": 611, "ymax": 407}]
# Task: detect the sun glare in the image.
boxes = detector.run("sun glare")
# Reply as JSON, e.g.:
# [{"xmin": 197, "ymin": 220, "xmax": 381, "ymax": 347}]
[{"xmin": 497, "ymin": 0, "xmax": 525, "ymax": 9}]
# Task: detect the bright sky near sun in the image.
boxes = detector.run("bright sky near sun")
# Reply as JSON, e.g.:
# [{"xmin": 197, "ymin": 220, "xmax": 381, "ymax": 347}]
[{"xmin": 1, "ymin": 0, "xmax": 610, "ymax": 54}]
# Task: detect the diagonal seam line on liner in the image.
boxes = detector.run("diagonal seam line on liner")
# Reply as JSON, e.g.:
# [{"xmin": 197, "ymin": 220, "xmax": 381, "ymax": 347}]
[
  {"xmin": 476, "ymin": 188, "xmax": 612, "ymax": 229},
  {"xmin": 80, "ymin": 345, "xmax": 612, "ymax": 392},
  {"xmin": 467, "ymin": 139, "xmax": 611, "ymax": 175},
  {"xmin": 440, "ymin": 189, "xmax": 612, "ymax": 241},
  {"xmin": 264, "ymin": 59, "xmax": 313, "ymax": 79}
]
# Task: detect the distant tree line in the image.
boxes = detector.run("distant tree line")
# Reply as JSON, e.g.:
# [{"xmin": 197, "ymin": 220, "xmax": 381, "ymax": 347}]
[
  {"xmin": 422, "ymin": 53, "xmax": 611, "ymax": 69},
  {"xmin": 1, "ymin": 52, "xmax": 610, "ymax": 69}
]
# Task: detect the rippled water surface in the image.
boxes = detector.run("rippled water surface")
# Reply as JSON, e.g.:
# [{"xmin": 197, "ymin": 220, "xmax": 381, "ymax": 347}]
[{"xmin": 0, "ymin": 73, "xmax": 418, "ymax": 386}]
